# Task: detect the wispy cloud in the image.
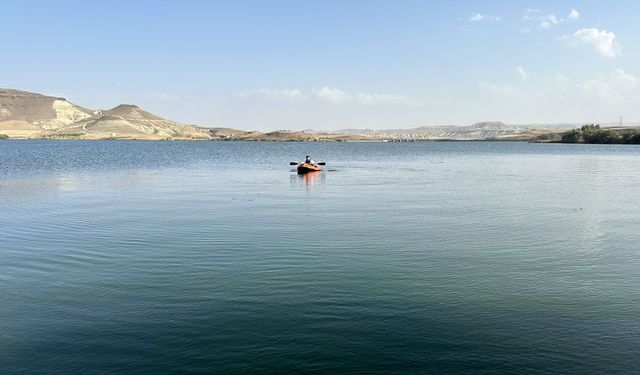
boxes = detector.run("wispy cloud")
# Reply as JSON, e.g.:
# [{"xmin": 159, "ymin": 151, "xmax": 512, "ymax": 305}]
[
  {"xmin": 568, "ymin": 9, "xmax": 579, "ymax": 20},
  {"xmin": 524, "ymin": 8, "xmax": 580, "ymax": 29},
  {"xmin": 469, "ymin": 13, "xmax": 501, "ymax": 22},
  {"xmin": 579, "ymin": 69, "xmax": 639, "ymax": 104},
  {"xmin": 523, "ymin": 8, "xmax": 542, "ymax": 20},
  {"xmin": 554, "ymin": 73, "xmax": 568, "ymax": 85},
  {"xmin": 239, "ymin": 87, "xmax": 415, "ymax": 106},
  {"xmin": 560, "ymin": 28, "xmax": 621, "ymax": 58},
  {"xmin": 312, "ymin": 87, "xmax": 415, "ymax": 106},
  {"xmin": 238, "ymin": 88, "xmax": 305, "ymax": 102},
  {"xmin": 540, "ymin": 14, "xmax": 559, "ymax": 29},
  {"xmin": 478, "ymin": 82, "xmax": 520, "ymax": 97},
  {"xmin": 145, "ymin": 91, "xmax": 179, "ymax": 100},
  {"xmin": 515, "ymin": 67, "xmax": 528, "ymax": 82}
]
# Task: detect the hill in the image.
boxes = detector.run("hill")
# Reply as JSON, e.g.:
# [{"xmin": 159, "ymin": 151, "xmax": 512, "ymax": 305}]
[
  {"xmin": 1, "ymin": 88, "xmax": 583, "ymax": 142},
  {"xmin": 208, "ymin": 129, "xmax": 364, "ymax": 141},
  {"xmin": 0, "ymin": 89, "xmax": 210, "ymax": 140},
  {"xmin": 0, "ymin": 89, "xmax": 94, "ymax": 137},
  {"xmin": 334, "ymin": 122, "xmax": 570, "ymax": 141}
]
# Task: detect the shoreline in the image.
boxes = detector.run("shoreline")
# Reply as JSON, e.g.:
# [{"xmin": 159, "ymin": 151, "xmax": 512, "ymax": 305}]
[{"xmin": 1, "ymin": 136, "xmax": 533, "ymax": 143}]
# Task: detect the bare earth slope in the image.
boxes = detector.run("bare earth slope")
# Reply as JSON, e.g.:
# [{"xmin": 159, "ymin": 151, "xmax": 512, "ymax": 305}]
[
  {"xmin": 336, "ymin": 122, "xmax": 570, "ymax": 141},
  {"xmin": 208, "ymin": 129, "xmax": 365, "ymax": 141},
  {"xmin": 0, "ymin": 89, "xmax": 210, "ymax": 140},
  {"xmin": 1, "ymin": 88, "xmax": 578, "ymax": 141},
  {"xmin": 63, "ymin": 104, "xmax": 211, "ymax": 140},
  {"xmin": 0, "ymin": 89, "xmax": 93, "ymax": 137}
]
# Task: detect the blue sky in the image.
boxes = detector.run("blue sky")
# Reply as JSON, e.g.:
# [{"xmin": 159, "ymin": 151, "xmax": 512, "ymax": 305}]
[{"xmin": 2, "ymin": 0, "xmax": 639, "ymax": 130}]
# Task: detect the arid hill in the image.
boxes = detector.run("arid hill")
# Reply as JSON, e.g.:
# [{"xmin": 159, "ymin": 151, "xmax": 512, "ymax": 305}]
[
  {"xmin": 0, "ymin": 89, "xmax": 94, "ymax": 137},
  {"xmin": 0, "ymin": 89, "xmax": 210, "ymax": 140},
  {"xmin": 60, "ymin": 104, "xmax": 210, "ymax": 140},
  {"xmin": 208, "ymin": 129, "xmax": 363, "ymax": 141},
  {"xmin": 335, "ymin": 122, "xmax": 570, "ymax": 141},
  {"xmin": 1, "ymin": 88, "xmax": 581, "ymax": 142}
]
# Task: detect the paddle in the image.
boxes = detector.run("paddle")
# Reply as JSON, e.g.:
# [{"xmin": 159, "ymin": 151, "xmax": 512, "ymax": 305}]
[{"xmin": 290, "ymin": 161, "xmax": 326, "ymax": 165}]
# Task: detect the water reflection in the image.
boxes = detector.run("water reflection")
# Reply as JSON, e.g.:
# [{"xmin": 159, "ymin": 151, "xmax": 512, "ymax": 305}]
[{"xmin": 290, "ymin": 171, "xmax": 325, "ymax": 188}]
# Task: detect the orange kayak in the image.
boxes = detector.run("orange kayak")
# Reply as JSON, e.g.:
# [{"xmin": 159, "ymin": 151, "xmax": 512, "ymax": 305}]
[{"xmin": 297, "ymin": 163, "xmax": 321, "ymax": 173}]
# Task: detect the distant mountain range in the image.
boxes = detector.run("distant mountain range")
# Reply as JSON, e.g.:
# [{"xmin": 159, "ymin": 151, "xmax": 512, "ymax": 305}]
[
  {"xmin": 331, "ymin": 122, "xmax": 574, "ymax": 141},
  {"xmin": 2, "ymin": 88, "xmax": 633, "ymax": 141}
]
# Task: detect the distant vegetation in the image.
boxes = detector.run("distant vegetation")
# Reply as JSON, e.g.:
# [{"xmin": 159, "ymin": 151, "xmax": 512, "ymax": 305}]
[
  {"xmin": 560, "ymin": 124, "xmax": 640, "ymax": 144},
  {"xmin": 0, "ymin": 134, "xmax": 8, "ymax": 139},
  {"xmin": 530, "ymin": 133, "xmax": 561, "ymax": 143}
]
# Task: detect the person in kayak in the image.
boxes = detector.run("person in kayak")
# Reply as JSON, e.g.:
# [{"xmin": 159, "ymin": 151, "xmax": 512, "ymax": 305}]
[{"xmin": 304, "ymin": 155, "xmax": 316, "ymax": 165}]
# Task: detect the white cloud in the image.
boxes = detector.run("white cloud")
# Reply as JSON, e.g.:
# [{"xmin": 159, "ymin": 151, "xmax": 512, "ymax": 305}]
[
  {"xmin": 239, "ymin": 87, "xmax": 415, "ymax": 106},
  {"xmin": 578, "ymin": 69, "xmax": 639, "ymax": 105},
  {"xmin": 554, "ymin": 73, "xmax": 568, "ymax": 84},
  {"xmin": 312, "ymin": 86, "xmax": 415, "ymax": 106},
  {"xmin": 524, "ymin": 9, "xmax": 579, "ymax": 29},
  {"xmin": 239, "ymin": 88, "xmax": 305, "ymax": 102},
  {"xmin": 561, "ymin": 28, "xmax": 621, "ymax": 58},
  {"xmin": 216, "ymin": 69, "xmax": 640, "ymax": 130},
  {"xmin": 469, "ymin": 13, "xmax": 501, "ymax": 22},
  {"xmin": 568, "ymin": 9, "xmax": 579, "ymax": 20},
  {"xmin": 478, "ymin": 82, "xmax": 520, "ymax": 97},
  {"xmin": 608, "ymin": 69, "xmax": 639, "ymax": 92},
  {"xmin": 580, "ymin": 79, "xmax": 617, "ymax": 101},
  {"xmin": 523, "ymin": 8, "xmax": 541, "ymax": 20},
  {"xmin": 515, "ymin": 66, "xmax": 528, "ymax": 81},
  {"xmin": 145, "ymin": 92, "xmax": 179, "ymax": 100},
  {"xmin": 313, "ymin": 87, "xmax": 349, "ymax": 104},
  {"xmin": 540, "ymin": 14, "xmax": 559, "ymax": 29}
]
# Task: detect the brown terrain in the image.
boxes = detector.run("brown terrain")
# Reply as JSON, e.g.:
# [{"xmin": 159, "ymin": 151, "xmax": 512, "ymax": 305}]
[
  {"xmin": 1, "ymin": 87, "xmax": 583, "ymax": 142},
  {"xmin": 208, "ymin": 128, "xmax": 365, "ymax": 141},
  {"xmin": 0, "ymin": 88, "xmax": 210, "ymax": 140}
]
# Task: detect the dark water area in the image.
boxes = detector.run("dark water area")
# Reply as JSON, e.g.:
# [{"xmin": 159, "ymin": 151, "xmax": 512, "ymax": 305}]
[{"xmin": 1, "ymin": 140, "xmax": 639, "ymax": 373}]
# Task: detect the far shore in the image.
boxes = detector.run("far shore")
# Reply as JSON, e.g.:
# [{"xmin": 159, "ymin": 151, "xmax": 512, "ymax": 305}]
[
  {"xmin": 3, "ymin": 124, "xmax": 640, "ymax": 144},
  {"xmin": 1, "ymin": 135, "xmax": 536, "ymax": 142}
]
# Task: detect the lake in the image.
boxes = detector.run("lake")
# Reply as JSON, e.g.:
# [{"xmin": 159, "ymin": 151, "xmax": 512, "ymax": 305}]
[{"xmin": 1, "ymin": 140, "xmax": 639, "ymax": 374}]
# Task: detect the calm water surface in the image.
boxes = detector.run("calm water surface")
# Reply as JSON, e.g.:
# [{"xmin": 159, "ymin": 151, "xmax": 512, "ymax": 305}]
[{"xmin": 1, "ymin": 140, "xmax": 639, "ymax": 374}]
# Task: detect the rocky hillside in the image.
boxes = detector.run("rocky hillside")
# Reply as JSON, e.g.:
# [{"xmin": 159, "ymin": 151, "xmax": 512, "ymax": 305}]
[
  {"xmin": 0, "ymin": 88, "xmax": 210, "ymax": 140},
  {"xmin": 0, "ymin": 88, "xmax": 576, "ymax": 142},
  {"xmin": 209, "ymin": 122, "xmax": 571, "ymax": 142},
  {"xmin": 0, "ymin": 89, "xmax": 93, "ymax": 137},
  {"xmin": 208, "ymin": 128, "xmax": 364, "ymax": 141},
  {"xmin": 336, "ymin": 122, "xmax": 570, "ymax": 141}
]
